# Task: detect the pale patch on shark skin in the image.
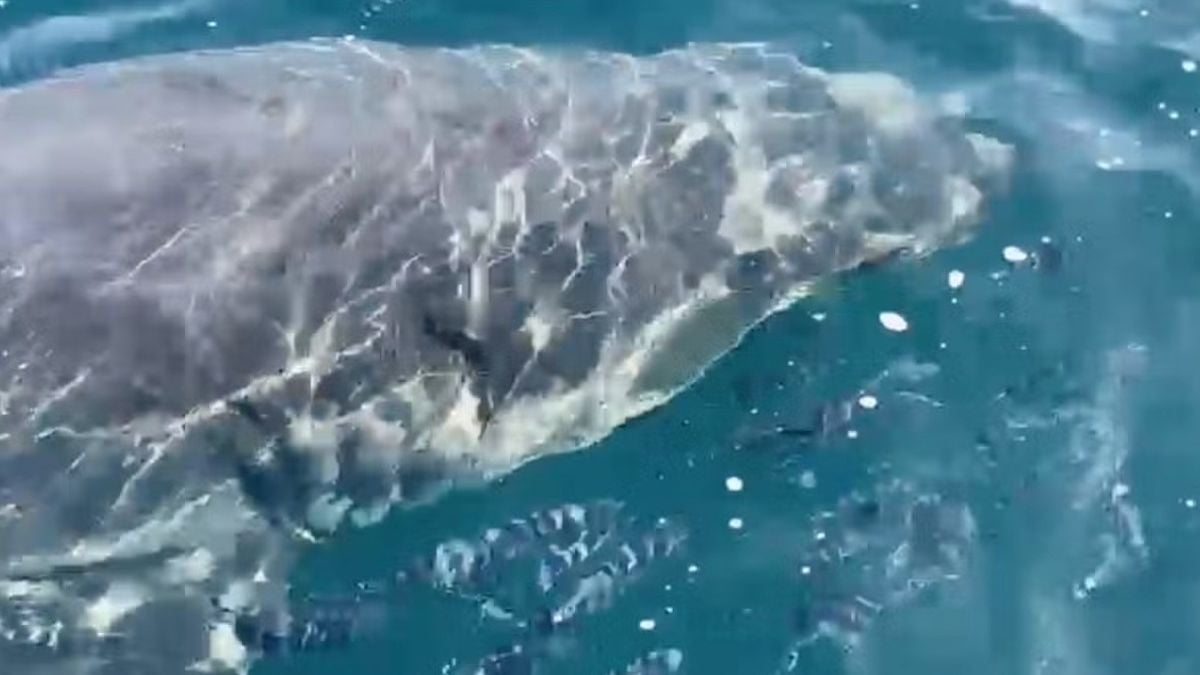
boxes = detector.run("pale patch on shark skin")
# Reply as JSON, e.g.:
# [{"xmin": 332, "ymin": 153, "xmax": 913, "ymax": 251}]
[
  {"xmin": 162, "ymin": 547, "xmax": 216, "ymax": 585},
  {"xmin": 190, "ymin": 621, "xmax": 249, "ymax": 674},
  {"xmin": 82, "ymin": 582, "xmax": 146, "ymax": 635},
  {"xmin": 827, "ymin": 72, "xmax": 922, "ymax": 135}
]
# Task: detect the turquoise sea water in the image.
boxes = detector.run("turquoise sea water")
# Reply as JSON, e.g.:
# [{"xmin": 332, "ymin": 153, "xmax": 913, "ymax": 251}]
[{"xmin": 4, "ymin": 1, "xmax": 1200, "ymax": 674}]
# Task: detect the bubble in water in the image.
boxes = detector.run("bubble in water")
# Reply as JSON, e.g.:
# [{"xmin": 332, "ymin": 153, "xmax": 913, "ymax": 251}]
[
  {"xmin": 878, "ymin": 312, "xmax": 909, "ymax": 332},
  {"xmin": 1003, "ymin": 246, "xmax": 1029, "ymax": 263}
]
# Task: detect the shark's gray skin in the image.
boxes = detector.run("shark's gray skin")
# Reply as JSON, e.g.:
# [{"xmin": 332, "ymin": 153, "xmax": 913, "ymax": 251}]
[{"xmin": 0, "ymin": 38, "xmax": 1009, "ymax": 673}]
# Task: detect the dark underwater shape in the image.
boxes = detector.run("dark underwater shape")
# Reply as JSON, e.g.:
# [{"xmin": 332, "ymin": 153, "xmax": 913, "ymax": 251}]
[
  {"xmin": 230, "ymin": 589, "xmax": 391, "ymax": 657},
  {"xmin": 234, "ymin": 501, "xmax": 684, "ymax": 671}
]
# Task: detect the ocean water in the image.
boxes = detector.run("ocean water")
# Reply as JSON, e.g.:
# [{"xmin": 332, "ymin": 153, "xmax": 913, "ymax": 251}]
[{"xmin": 2, "ymin": 1, "xmax": 1200, "ymax": 675}]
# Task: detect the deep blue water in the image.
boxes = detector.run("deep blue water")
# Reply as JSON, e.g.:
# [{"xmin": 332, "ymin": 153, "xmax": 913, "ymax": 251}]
[{"xmin": 4, "ymin": 1, "xmax": 1200, "ymax": 674}]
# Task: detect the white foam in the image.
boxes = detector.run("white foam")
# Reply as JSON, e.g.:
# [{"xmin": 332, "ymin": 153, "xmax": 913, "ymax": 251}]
[{"xmin": 725, "ymin": 476, "xmax": 744, "ymax": 492}]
